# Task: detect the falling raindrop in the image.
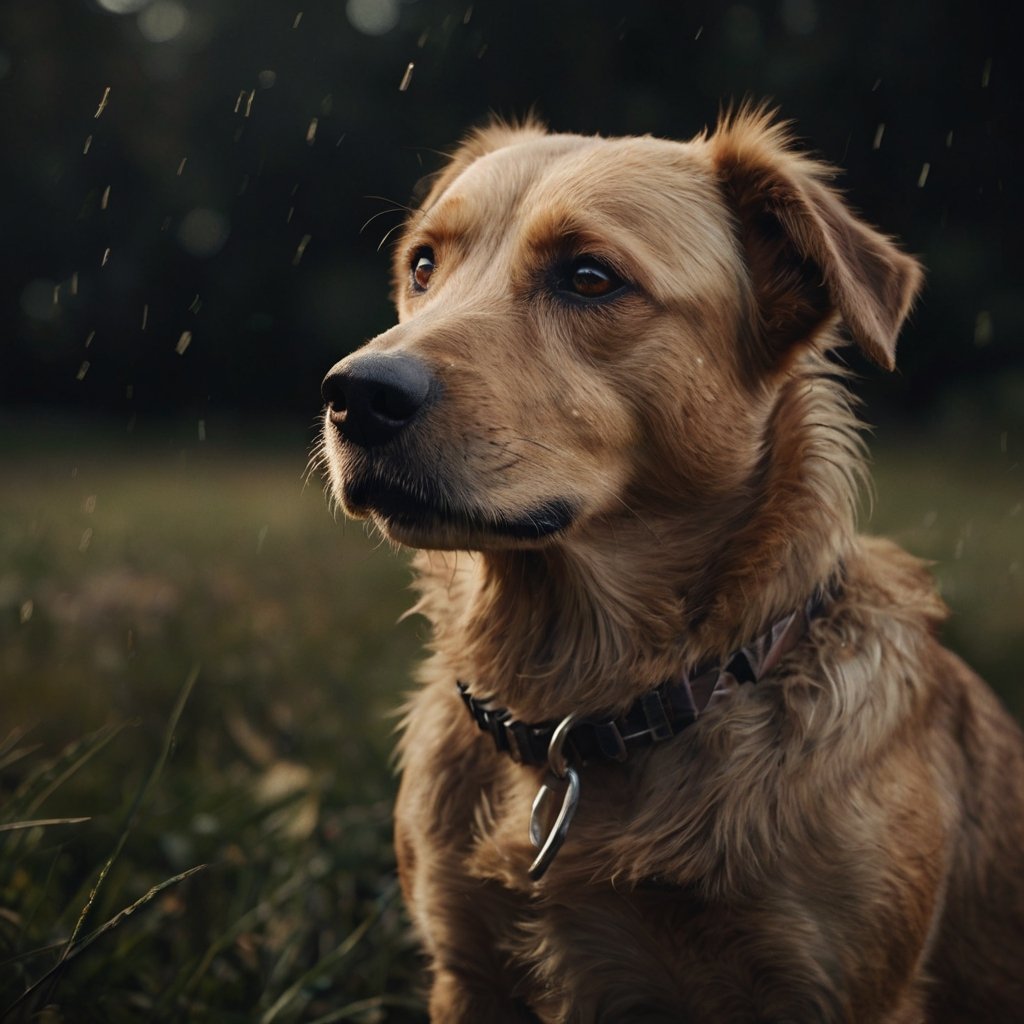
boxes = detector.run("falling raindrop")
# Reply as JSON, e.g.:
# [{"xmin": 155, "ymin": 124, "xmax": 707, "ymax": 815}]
[
  {"xmin": 293, "ymin": 234, "xmax": 312, "ymax": 265},
  {"xmin": 916, "ymin": 163, "xmax": 930, "ymax": 188},
  {"xmin": 94, "ymin": 86, "xmax": 111, "ymax": 118},
  {"xmin": 399, "ymin": 62, "xmax": 414, "ymax": 91},
  {"xmin": 872, "ymin": 124, "xmax": 885, "ymax": 150},
  {"xmin": 176, "ymin": 330, "xmax": 193, "ymax": 354}
]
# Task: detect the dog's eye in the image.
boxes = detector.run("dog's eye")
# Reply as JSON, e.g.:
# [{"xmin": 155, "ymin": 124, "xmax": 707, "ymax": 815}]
[
  {"xmin": 565, "ymin": 257, "xmax": 623, "ymax": 300},
  {"xmin": 411, "ymin": 248, "xmax": 435, "ymax": 292}
]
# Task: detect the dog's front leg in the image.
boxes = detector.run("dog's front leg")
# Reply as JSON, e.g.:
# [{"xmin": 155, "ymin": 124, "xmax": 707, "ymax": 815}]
[
  {"xmin": 395, "ymin": 720, "xmax": 542, "ymax": 1022},
  {"xmin": 402, "ymin": 864, "xmax": 542, "ymax": 1023}
]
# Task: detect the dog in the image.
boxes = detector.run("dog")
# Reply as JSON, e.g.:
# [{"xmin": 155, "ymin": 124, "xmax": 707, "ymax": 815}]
[{"xmin": 319, "ymin": 108, "xmax": 1024, "ymax": 1022}]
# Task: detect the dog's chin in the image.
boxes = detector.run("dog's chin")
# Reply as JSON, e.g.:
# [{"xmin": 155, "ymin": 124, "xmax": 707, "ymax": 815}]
[{"xmin": 341, "ymin": 475, "xmax": 577, "ymax": 551}]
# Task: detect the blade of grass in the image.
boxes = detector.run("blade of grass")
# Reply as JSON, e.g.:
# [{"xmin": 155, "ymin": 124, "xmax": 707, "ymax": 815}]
[
  {"xmin": 0, "ymin": 818, "xmax": 90, "ymax": 833},
  {"xmin": 5, "ymin": 664, "xmax": 204, "ymax": 1017},
  {"xmin": 168, "ymin": 863, "xmax": 311, "ymax": 1002},
  {"xmin": 2, "ymin": 864, "xmax": 207, "ymax": 1019},
  {"xmin": 0, "ymin": 726, "xmax": 33, "ymax": 759},
  {"xmin": 259, "ymin": 882, "xmax": 398, "ymax": 1024},
  {"xmin": 58, "ymin": 664, "xmax": 200, "ymax": 964},
  {"xmin": 7, "ymin": 723, "xmax": 126, "ymax": 822},
  {"xmin": 0, "ymin": 731, "xmax": 42, "ymax": 774}
]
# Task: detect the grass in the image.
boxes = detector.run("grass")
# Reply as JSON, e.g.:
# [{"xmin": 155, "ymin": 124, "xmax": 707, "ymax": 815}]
[
  {"xmin": 0, "ymin": 412, "xmax": 1021, "ymax": 1021},
  {"xmin": 1, "ymin": 416, "xmax": 426, "ymax": 1022}
]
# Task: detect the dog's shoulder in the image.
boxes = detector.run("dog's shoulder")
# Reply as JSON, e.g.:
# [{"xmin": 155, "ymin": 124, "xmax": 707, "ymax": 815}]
[{"xmin": 845, "ymin": 535, "xmax": 949, "ymax": 630}]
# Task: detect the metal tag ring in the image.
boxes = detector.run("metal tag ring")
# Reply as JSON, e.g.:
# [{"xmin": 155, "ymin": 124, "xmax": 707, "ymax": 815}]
[{"xmin": 528, "ymin": 767, "xmax": 580, "ymax": 881}]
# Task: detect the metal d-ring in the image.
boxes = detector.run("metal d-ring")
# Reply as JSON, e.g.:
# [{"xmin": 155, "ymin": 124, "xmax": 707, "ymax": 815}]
[
  {"xmin": 545, "ymin": 713, "xmax": 577, "ymax": 779},
  {"xmin": 527, "ymin": 713, "xmax": 581, "ymax": 881}
]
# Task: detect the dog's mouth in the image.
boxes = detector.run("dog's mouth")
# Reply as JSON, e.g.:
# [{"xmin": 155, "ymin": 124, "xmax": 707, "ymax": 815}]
[{"xmin": 343, "ymin": 471, "xmax": 577, "ymax": 548}]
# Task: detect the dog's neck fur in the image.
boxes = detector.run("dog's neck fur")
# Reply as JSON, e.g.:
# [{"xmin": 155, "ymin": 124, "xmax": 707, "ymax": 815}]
[{"xmin": 413, "ymin": 348, "xmax": 863, "ymax": 724}]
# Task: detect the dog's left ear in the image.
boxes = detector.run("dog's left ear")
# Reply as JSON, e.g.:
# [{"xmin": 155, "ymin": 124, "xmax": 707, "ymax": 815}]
[{"xmin": 709, "ymin": 108, "xmax": 923, "ymax": 370}]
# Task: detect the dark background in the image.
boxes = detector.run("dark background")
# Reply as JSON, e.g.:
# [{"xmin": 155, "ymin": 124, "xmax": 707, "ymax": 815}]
[{"xmin": 0, "ymin": 0, "xmax": 1020, "ymax": 431}]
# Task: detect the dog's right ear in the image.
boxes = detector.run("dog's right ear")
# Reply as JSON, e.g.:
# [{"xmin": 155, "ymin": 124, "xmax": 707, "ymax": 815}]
[
  {"xmin": 413, "ymin": 115, "xmax": 548, "ymax": 211},
  {"xmin": 708, "ymin": 106, "xmax": 923, "ymax": 371}
]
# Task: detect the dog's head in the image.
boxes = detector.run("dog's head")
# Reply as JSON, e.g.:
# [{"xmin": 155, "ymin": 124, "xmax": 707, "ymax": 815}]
[{"xmin": 321, "ymin": 108, "xmax": 922, "ymax": 554}]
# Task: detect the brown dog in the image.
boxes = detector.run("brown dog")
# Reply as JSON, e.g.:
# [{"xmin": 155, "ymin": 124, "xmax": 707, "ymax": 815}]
[{"xmin": 319, "ymin": 108, "xmax": 1024, "ymax": 1022}]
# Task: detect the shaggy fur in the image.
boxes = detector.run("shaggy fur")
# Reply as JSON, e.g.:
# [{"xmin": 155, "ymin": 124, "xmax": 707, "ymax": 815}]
[{"xmin": 319, "ymin": 108, "xmax": 1024, "ymax": 1022}]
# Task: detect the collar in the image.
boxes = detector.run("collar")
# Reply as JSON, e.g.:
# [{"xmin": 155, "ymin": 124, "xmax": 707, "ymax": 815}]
[{"xmin": 457, "ymin": 581, "xmax": 836, "ymax": 769}]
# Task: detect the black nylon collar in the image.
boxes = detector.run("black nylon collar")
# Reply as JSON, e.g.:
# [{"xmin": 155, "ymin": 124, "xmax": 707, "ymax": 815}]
[{"xmin": 457, "ymin": 583, "xmax": 834, "ymax": 768}]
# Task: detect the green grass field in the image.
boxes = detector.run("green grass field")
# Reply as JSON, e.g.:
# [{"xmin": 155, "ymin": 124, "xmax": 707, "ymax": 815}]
[{"xmin": 1, "ymin": 414, "xmax": 1021, "ymax": 1021}]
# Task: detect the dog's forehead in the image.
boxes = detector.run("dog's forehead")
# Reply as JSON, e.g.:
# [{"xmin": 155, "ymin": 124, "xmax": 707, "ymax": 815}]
[
  {"xmin": 417, "ymin": 133, "xmax": 736, "ymax": 296},
  {"xmin": 425, "ymin": 133, "xmax": 720, "ymax": 229}
]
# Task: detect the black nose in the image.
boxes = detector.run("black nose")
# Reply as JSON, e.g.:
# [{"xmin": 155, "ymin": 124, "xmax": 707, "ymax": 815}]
[{"xmin": 321, "ymin": 353, "xmax": 434, "ymax": 448}]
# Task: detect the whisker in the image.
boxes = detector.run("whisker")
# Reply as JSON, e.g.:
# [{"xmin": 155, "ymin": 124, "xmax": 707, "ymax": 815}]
[
  {"xmin": 377, "ymin": 221, "xmax": 407, "ymax": 253},
  {"xmin": 360, "ymin": 207, "xmax": 408, "ymax": 235},
  {"xmin": 364, "ymin": 194, "xmax": 415, "ymax": 214}
]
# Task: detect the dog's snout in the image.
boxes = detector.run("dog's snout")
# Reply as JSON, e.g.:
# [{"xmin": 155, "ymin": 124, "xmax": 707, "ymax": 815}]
[{"xmin": 321, "ymin": 353, "xmax": 433, "ymax": 448}]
